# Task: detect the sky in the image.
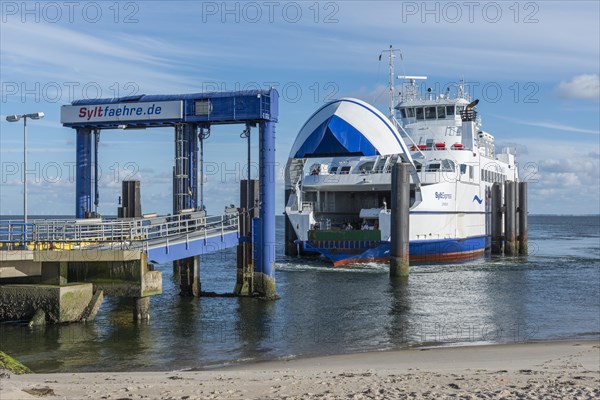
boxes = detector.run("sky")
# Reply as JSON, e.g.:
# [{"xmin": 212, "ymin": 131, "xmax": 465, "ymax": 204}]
[{"xmin": 1, "ymin": 0, "xmax": 599, "ymax": 216}]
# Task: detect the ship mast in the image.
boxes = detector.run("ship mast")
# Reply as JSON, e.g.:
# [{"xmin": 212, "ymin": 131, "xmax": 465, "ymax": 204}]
[{"xmin": 379, "ymin": 45, "xmax": 402, "ymax": 119}]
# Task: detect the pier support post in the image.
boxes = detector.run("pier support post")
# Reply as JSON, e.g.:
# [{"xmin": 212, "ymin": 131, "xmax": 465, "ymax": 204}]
[
  {"xmin": 284, "ymin": 189, "xmax": 299, "ymax": 256},
  {"xmin": 235, "ymin": 179, "xmax": 258, "ymax": 296},
  {"xmin": 253, "ymin": 121, "xmax": 277, "ymax": 299},
  {"xmin": 75, "ymin": 128, "xmax": 93, "ymax": 219},
  {"xmin": 504, "ymin": 181, "xmax": 517, "ymax": 256},
  {"xmin": 390, "ymin": 162, "xmax": 410, "ymax": 278},
  {"xmin": 491, "ymin": 183, "xmax": 503, "ymax": 255},
  {"xmin": 518, "ymin": 182, "xmax": 528, "ymax": 255},
  {"xmin": 133, "ymin": 296, "xmax": 150, "ymax": 321},
  {"xmin": 178, "ymin": 256, "xmax": 200, "ymax": 297},
  {"xmin": 172, "ymin": 123, "xmax": 201, "ymax": 296}
]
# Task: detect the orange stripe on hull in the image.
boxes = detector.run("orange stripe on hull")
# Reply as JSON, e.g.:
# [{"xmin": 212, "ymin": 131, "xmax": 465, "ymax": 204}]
[{"xmin": 331, "ymin": 249, "xmax": 485, "ymax": 267}]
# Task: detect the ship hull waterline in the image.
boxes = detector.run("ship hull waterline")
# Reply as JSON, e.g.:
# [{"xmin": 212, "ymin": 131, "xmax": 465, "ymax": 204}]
[{"xmin": 299, "ymin": 235, "xmax": 487, "ymax": 267}]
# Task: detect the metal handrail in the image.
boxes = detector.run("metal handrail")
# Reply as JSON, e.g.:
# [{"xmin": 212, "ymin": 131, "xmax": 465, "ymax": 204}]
[{"xmin": 0, "ymin": 212, "xmax": 239, "ymax": 247}]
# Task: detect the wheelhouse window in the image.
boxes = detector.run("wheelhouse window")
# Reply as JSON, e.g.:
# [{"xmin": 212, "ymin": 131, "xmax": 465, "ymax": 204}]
[
  {"xmin": 437, "ymin": 106, "xmax": 446, "ymax": 119},
  {"xmin": 425, "ymin": 107, "xmax": 436, "ymax": 119},
  {"xmin": 441, "ymin": 159, "xmax": 455, "ymax": 172},
  {"xmin": 416, "ymin": 107, "xmax": 424, "ymax": 120},
  {"xmin": 446, "ymin": 105, "xmax": 455, "ymax": 115},
  {"xmin": 426, "ymin": 163, "xmax": 441, "ymax": 172},
  {"xmin": 400, "ymin": 108, "xmax": 407, "ymax": 118},
  {"xmin": 407, "ymin": 108, "xmax": 415, "ymax": 118}
]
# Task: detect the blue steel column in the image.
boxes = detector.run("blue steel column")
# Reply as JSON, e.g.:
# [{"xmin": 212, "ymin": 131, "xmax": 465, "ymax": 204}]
[
  {"xmin": 175, "ymin": 123, "xmax": 200, "ymax": 296},
  {"xmin": 76, "ymin": 128, "xmax": 92, "ymax": 218},
  {"xmin": 186, "ymin": 124, "xmax": 198, "ymax": 209},
  {"xmin": 255, "ymin": 120, "xmax": 277, "ymax": 298}
]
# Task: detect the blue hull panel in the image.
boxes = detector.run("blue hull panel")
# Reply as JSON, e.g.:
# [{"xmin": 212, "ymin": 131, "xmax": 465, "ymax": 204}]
[{"xmin": 305, "ymin": 236, "xmax": 487, "ymax": 266}]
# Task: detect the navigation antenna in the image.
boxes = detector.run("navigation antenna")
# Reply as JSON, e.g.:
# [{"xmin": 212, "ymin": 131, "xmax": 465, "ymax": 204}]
[{"xmin": 379, "ymin": 45, "xmax": 403, "ymax": 119}]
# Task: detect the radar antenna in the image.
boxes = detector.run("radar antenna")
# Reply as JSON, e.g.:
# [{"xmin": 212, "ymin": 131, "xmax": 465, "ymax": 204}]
[{"xmin": 379, "ymin": 45, "xmax": 403, "ymax": 119}]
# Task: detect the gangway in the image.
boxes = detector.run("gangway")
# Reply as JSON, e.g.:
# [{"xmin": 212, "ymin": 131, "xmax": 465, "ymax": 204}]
[{"xmin": 0, "ymin": 212, "xmax": 239, "ymax": 264}]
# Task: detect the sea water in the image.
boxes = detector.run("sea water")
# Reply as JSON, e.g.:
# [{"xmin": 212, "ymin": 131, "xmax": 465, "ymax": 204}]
[{"xmin": 1, "ymin": 215, "xmax": 598, "ymax": 372}]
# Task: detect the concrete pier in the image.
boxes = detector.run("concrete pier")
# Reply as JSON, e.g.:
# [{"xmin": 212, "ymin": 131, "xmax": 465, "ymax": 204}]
[
  {"xmin": 390, "ymin": 162, "xmax": 410, "ymax": 278},
  {"xmin": 0, "ymin": 249, "xmax": 161, "ymax": 323},
  {"xmin": 134, "ymin": 297, "xmax": 150, "ymax": 321},
  {"xmin": 0, "ymin": 283, "xmax": 93, "ymax": 323}
]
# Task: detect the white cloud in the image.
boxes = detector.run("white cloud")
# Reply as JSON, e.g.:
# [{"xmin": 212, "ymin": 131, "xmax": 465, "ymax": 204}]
[
  {"xmin": 557, "ymin": 74, "xmax": 600, "ymax": 101},
  {"xmin": 496, "ymin": 116, "xmax": 599, "ymax": 135}
]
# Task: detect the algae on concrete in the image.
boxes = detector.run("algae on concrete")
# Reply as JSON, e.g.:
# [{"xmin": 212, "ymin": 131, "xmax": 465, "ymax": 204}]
[
  {"xmin": 0, "ymin": 351, "xmax": 32, "ymax": 374},
  {"xmin": 28, "ymin": 309, "xmax": 46, "ymax": 327}
]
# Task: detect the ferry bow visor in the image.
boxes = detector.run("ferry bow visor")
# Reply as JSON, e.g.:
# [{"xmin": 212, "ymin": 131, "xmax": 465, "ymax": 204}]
[{"xmin": 289, "ymin": 98, "xmax": 413, "ymax": 163}]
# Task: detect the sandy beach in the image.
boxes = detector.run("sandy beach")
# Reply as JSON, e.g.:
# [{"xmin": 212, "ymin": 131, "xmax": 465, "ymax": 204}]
[{"xmin": 1, "ymin": 340, "xmax": 598, "ymax": 399}]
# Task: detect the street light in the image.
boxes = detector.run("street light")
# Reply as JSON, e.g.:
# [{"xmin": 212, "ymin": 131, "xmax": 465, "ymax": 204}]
[{"xmin": 5, "ymin": 112, "xmax": 45, "ymax": 224}]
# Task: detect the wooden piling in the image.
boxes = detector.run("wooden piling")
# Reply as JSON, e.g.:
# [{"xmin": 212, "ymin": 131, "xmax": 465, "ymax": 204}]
[
  {"xmin": 518, "ymin": 182, "xmax": 528, "ymax": 255},
  {"xmin": 491, "ymin": 182, "xmax": 503, "ymax": 255},
  {"xmin": 504, "ymin": 181, "xmax": 517, "ymax": 256},
  {"xmin": 390, "ymin": 162, "xmax": 410, "ymax": 277}
]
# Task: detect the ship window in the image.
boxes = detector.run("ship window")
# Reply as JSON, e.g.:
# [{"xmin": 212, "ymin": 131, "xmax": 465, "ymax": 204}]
[
  {"xmin": 441, "ymin": 159, "xmax": 455, "ymax": 172},
  {"xmin": 425, "ymin": 107, "xmax": 436, "ymax": 119},
  {"xmin": 460, "ymin": 164, "xmax": 467, "ymax": 174},
  {"xmin": 469, "ymin": 166, "xmax": 474, "ymax": 179},
  {"xmin": 415, "ymin": 162, "xmax": 422, "ymax": 172},
  {"xmin": 358, "ymin": 162, "xmax": 374, "ymax": 173},
  {"xmin": 457, "ymin": 106, "xmax": 465, "ymax": 115},
  {"xmin": 340, "ymin": 166, "xmax": 351, "ymax": 175},
  {"xmin": 437, "ymin": 106, "xmax": 446, "ymax": 119},
  {"xmin": 426, "ymin": 163, "xmax": 441, "ymax": 172},
  {"xmin": 407, "ymin": 108, "xmax": 415, "ymax": 118},
  {"xmin": 329, "ymin": 166, "xmax": 338, "ymax": 174},
  {"xmin": 400, "ymin": 108, "xmax": 407, "ymax": 118},
  {"xmin": 446, "ymin": 105, "xmax": 455, "ymax": 115},
  {"xmin": 416, "ymin": 107, "xmax": 424, "ymax": 120}
]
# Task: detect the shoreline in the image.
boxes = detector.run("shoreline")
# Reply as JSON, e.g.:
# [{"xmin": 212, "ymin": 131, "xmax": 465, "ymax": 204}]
[{"xmin": 2, "ymin": 340, "xmax": 598, "ymax": 399}]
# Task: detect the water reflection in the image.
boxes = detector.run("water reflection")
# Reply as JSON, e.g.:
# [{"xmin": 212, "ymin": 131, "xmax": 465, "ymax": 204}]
[{"xmin": 386, "ymin": 276, "xmax": 411, "ymax": 348}]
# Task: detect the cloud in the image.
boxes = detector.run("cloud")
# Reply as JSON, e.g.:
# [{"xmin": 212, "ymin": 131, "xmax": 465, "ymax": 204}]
[
  {"xmin": 496, "ymin": 116, "xmax": 599, "ymax": 135},
  {"xmin": 557, "ymin": 74, "xmax": 600, "ymax": 101}
]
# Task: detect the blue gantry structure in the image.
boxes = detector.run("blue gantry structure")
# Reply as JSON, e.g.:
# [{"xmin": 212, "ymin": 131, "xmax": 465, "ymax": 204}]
[{"xmin": 59, "ymin": 88, "xmax": 278, "ymax": 296}]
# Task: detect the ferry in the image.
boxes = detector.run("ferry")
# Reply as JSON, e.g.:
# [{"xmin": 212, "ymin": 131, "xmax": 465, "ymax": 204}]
[{"xmin": 283, "ymin": 47, "xmax": 519, "ymax": 266}]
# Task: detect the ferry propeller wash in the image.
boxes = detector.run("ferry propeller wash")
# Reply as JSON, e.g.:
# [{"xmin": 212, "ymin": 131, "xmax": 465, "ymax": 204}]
[{"xmin": 284, "ymin": 47, "xmax": 519, "ymax": 266}]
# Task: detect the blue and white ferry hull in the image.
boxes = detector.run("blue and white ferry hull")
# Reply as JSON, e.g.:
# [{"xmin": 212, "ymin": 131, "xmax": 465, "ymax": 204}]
[{"xmin": 302, "ymin": 236, "xmax": 487, "ymax": 267}]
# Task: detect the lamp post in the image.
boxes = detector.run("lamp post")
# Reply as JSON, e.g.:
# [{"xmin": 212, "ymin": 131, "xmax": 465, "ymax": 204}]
[{"xmin": 6, "ymin": 112, "xmax": 44, "ymax": 224}]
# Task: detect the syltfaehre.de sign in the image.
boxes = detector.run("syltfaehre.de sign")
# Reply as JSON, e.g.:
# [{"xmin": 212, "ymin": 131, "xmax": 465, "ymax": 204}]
[{"xmin": 61, "ymin": 100, "xmax": 183, "ymax": 124}]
